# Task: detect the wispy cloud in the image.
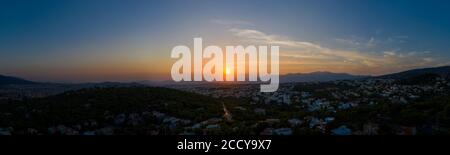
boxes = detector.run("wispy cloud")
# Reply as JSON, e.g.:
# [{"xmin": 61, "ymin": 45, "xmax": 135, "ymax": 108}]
[
  {"xmin": 229, "ymin": 28, "xmax": 323, "ymax": 49},
  {"xmin": 335, "ymin": 38, "xmax": 361, "ymax": 46},
  {"xmin": 387, "ymin": 35, "xmax": 409, "ymax": 43},
  {"xmin": 366, "ymin": 37, "xmax": 376, "ymax": 47},
  {"xmin": 335, "ymin": 37, "xmax": 376, "ymax": 48},
  {"xmin": 335, "ymin": 35, "xmax": 409, "ymax": 51},
  {"xmin": 211, "ymin": 19, "xmax": 254, "ymax": 26},
  {"xmin": 229, "ymin": 28, "xmax": 445, "ymax": 75}
]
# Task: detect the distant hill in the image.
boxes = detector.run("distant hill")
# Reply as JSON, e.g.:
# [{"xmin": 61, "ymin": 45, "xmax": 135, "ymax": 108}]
[
  {"xmin": 280, "ymin": 71, "xmax": 369, "ymax": 83},
  {"xmin": 0, "ymin": 75, "xmax": 36, "ymax": 85},
  {"xmin": 379, "ymin": 66, "xmax": 450, "ymax": 80}
]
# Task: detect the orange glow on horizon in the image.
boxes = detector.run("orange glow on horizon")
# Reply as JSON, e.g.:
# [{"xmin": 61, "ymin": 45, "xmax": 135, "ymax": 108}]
[{"xmin": 225, "ymin": 66, "xmax": 231, "ymax": 75}]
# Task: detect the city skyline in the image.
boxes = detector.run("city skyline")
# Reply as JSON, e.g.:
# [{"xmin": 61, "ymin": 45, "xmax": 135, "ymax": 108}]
[{"xmin": 1, "ymin": 0, "xmax": 450, "ymax": 82}]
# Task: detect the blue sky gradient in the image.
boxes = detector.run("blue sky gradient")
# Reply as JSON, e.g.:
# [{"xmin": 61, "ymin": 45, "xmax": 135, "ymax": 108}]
[{"xmin": 1, "ymin": 0, "xmax": 449, "ymax": 82}]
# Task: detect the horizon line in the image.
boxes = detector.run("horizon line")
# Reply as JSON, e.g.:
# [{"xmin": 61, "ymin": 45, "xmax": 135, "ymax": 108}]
[{"xmin": 1, "ymin": 65, "xmax": 449, "ymax": 84}]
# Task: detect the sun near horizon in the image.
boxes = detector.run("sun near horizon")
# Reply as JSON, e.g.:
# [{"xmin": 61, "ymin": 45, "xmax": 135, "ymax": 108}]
[{"xmin": 225, "ymin": 66, "xmax": 231, "ymax": 75}]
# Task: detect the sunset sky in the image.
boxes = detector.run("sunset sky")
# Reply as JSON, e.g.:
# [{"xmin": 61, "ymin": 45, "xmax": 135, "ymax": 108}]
[{"xmin": 1, "ymin": 0, "xmax": 450, "ymax": 82}]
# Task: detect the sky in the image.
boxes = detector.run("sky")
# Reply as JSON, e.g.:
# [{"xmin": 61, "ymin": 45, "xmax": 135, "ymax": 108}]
[{"xmin": 0, "ymin": 0, "xmax": 450, "ymax": 82}]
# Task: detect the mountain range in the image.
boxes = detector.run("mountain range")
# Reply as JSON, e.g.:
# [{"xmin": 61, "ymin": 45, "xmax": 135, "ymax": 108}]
[
  {"xmin": 0, "ymin": 75, "xmax": 36, "ymax": 85},
  {"xmin": 1, "ymin": 66, "xmax": 449, "ymax": 85},
  {"xmin": 378, "ymin": 66, "xmax": 450, "ymax": 79},
  {"xmin": 280, "ymin": 71, "xmax": 369, "ymax": 83}
]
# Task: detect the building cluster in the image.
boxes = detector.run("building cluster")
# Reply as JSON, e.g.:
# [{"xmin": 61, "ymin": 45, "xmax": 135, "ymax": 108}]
[
  {"xmin": 169, "ymin": 77, "xmax": 450, "ymax": 135},
  {"xmin": 1, "ymin": 77, "xmax": 448, "ymax": 135}
]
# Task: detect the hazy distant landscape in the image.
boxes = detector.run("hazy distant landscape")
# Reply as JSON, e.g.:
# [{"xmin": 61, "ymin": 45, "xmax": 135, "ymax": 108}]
[{"xmin": 2, "ymin": 2, "xmax": 450, "ymax": 154}]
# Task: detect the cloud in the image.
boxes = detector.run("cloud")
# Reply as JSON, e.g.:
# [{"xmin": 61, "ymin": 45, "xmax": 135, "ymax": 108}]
[
  {"xmin": 335, "ymin": 38, "xmax": 361, "ymax": 46},
  {"xmin": 337, "ymin": 35, "xmax": 409, "ymax": 50},
  {"xmin": 383, "ymin": 51, "xmax": 397, "ymax": 57},
  {"xmin": 387, "ymin": 35, "xmax": 409, "ymax": 43},
  {"xmin": 335, "ymin": 37, "xmax": 376, "ymax": 48},
  {"xmin": 211, "ymin": 19, "xmax": 254, "ymax": 26},
  {"xmin": 366, "ymin": 37, "xmax": 376, "ymax": 47},
  {"xmin": 229, "ymin": 28, "xmax": 323, "ymax": 49},
  {"xmin": 383, "ymin": 50, "xmax": 432, "ymax": 58},
  {"xmin": 229, "ymin": 28, "xmax": 445, "ymax": 75}
]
